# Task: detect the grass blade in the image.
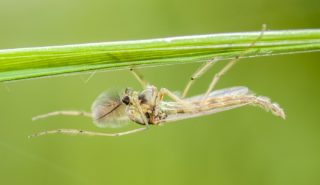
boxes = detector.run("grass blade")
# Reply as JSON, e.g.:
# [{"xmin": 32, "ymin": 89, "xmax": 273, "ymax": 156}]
[{"xmin": 0, "ymin": 29, "xmax": 320, "ymax": 82}]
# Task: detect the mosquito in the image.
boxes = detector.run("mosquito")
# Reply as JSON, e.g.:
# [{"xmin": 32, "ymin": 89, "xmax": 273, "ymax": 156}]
[{"xmin": 29, "ymin": 25, "xmax": 285, "ymax": 138}]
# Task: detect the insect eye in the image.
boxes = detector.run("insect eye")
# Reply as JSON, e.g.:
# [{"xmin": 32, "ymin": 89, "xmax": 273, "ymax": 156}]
[
  {"xmin": 138, "ymin": 94, "xmax": 147, "ymax": 104},
  {"xmin": 122, "ymin": 96, "xmax": 130, "ymax": 105}
]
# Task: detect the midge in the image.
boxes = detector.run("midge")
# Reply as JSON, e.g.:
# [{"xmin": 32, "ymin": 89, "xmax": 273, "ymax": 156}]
[{"xmin": 30, "ymin": 25, "xmax": 285, "ymax": 138}]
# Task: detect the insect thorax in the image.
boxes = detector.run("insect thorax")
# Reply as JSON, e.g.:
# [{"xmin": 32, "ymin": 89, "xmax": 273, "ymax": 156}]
[
  {"xmin": 149, "ymin": 106, "xmax": 168, "ymax": 124},
  {"xmin": 125, "ymin": 85, "xmax": 168, "ymax": 125}
]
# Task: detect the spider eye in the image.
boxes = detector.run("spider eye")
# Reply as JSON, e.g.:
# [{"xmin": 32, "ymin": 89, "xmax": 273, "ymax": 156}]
[{"xmin": 122, "ymin": 96, "xmax": 130, "ymax": 105}]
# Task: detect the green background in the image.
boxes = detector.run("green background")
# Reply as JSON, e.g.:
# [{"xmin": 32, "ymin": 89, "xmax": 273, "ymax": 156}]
[{"xmin": 0, "ymin": 0, "xmax": 319, "ymax": 185}]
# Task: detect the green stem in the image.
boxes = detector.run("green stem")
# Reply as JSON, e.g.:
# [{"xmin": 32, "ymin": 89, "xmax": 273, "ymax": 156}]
[{"xmin": 0, "ymin": 29, "xmax": 320, "ymax": 82}]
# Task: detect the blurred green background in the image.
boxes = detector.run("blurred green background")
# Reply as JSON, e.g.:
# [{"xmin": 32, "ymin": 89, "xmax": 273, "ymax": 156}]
[{"xmin": 0, "ymin": 0, "xmax": 319, "ymax": 185}]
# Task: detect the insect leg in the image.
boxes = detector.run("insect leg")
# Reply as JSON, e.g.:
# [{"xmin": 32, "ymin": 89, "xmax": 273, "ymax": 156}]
[
  {"xmin": 182, "ymin": 58, "xmax": 219, "ymax": 98},
  {"xmin": 82, "ymin": 70, "xmax": 97, "ymax": 84},
  {"xmin": 132, "ymin": 96, "xmax": 150, "ymax": 128},
  {"xmin": 129, "ymin": 67, "xmax": 148, "ymax": 88},
  {"xmin": 30, "ymin": 98, "xmax": 150, "ymax": 138},
  {"xmin": 201, "ymin": 24, "xmax": 267, "ymax": 103},
  {"xmin": 160, "ymin": 88, "xmax": 186, "ymax": 103},
  {"xmin": 31, "ymin": 102, "xmax": 149, "ymax": 137},
  {"xmin": 32, "ymin": 110, "xmax": 92, "ymax": 121},
  {"xmin": 159, "ymin": 88, "xmax": 194, "ymax": 109},
  {"xmin": 28, "ymin": 127, "xmax": 148, "ymax": 138}
]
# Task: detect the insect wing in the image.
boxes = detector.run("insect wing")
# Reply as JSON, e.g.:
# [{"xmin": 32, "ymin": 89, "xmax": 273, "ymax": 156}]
[
  {"xmin": 162, "ymin": 103, "xmax": 248, "ymax": 123},
  {"xmin": 91, "ymin": 91, "xmax": 129, "ymax": 128},
  {"xmin": 186, "ymin": 86, "xmax": 249, "ymax": 101},
  {"xmin": 160, "ymin": 86, "xmax": 251, "ymax": 123}
]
